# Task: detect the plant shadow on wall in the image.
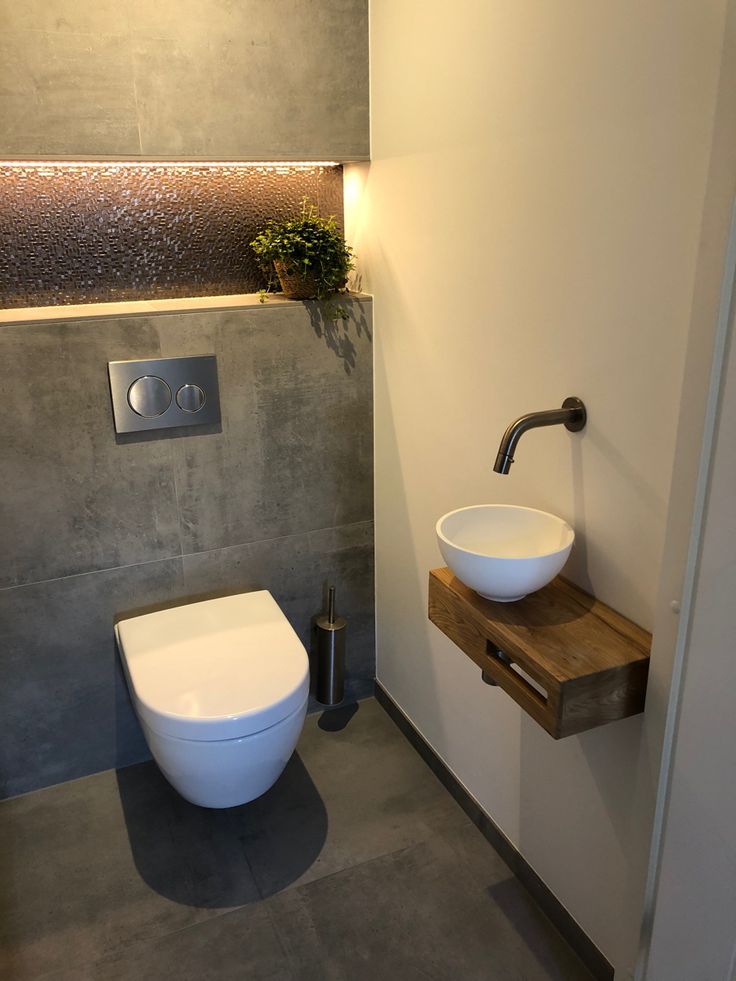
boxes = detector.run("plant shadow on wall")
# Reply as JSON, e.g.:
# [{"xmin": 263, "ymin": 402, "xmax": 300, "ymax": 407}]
[{"xmin": 305, "ymin": 298, "xmax": 371, "ymax": 376}]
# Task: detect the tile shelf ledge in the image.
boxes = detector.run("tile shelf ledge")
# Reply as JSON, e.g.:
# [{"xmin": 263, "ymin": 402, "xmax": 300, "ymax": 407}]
[
  {"xmin": 0, "ymin": 291, "xmax": 372, "ymax": 327},
  {"xmin": 428, "ymin": 567, "xmax": 651, "ymax": 739}
]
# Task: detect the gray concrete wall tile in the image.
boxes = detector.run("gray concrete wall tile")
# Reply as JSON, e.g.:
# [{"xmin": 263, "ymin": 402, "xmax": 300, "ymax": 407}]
[
  {"xmin": 0, "ymin": 557, "xmax": 183, "ymax": 799},
  {"xmin": 181, "ymin": 520, "xmax": 375, "ymax": 705},
  {"xmin": 2, "ymin": 300, "xmax": 374, "ymax": 798},
  {"xmin": 0, "ymin": 0, "xmax": 369, "ymax": 159},
  {"xmin": 0, "ymin": 31, "xmax": 141, "ymax": 156},
  {"xmin": 131, "ymin": 0, "xmax": 369, "ymax": 160},
  {"xmin": 307, "ymin": 522, "xmax": 375, "ymax": 702},
  {"xmin": 157, "ymin": 299, "xmax": 373, "ymax": 555},
  {"xmin": 0, "ymin": 522, "xmax": 373, "ymax": 799},
  {"xmin": 0, "ymin": 318, "xmax": 181, "ymax": 588}
]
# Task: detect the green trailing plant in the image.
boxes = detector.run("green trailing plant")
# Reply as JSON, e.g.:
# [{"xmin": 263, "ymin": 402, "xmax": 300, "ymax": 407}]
[{"xmin": 251, "ymin": 199, "xmax": 355, "ymax": 319}]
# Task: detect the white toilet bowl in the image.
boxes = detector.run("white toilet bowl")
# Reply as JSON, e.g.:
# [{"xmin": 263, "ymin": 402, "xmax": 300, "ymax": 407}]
[{"xmin": 115, "ymin": 590, "xmax": 310, "ymax": 808}]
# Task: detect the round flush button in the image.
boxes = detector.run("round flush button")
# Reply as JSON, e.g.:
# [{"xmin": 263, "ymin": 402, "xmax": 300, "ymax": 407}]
[
  {"xmin": 176, "ymin": 383, "xmax": 206, "ymax": 413},
  {"xmin": 127, "ymin": 376, "xmax": 172, "ymax": 418}
]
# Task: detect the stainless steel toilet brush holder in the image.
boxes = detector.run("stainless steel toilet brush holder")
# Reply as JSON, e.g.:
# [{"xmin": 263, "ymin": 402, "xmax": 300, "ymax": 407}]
[{"xmin": 314, "ymin": 586, "xmax": 346, "ymax": 705}]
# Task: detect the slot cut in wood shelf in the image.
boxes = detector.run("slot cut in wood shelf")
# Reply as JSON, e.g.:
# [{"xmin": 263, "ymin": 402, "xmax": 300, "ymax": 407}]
[{"xmin": 428, "ymin": 567, "xmax": 651, "ymax": 738}]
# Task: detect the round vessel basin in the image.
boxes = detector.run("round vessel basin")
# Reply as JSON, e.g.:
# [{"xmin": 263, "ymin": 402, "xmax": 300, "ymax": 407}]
[{"xmin": 436, "ymin": 504, "xmax": 574, "ymax": 602}]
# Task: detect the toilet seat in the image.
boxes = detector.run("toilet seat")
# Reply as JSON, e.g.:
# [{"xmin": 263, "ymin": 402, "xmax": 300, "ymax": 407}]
[{"xmin": 115, "ymin": 591, "xmax": 310, "ymax": 743}]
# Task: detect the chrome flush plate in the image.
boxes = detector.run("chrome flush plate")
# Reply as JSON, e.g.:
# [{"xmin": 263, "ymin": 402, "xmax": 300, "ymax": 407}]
[{"xmin": 108, "ymin": 355, "xmax": 221, "ymax": 434}]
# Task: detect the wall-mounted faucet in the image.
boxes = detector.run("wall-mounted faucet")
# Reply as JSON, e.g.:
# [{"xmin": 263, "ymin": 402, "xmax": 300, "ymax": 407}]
[{"xmin": 493, "ymin": 397, "xmax": 587, "ymax": 474}]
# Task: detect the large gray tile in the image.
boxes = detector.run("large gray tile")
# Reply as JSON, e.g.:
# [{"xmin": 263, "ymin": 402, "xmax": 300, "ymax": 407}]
[
  {"xmin": 114, "ymin": 754, "xmax": 327, "ymax": 908},
  {"xmin": 157, "ymin": 300, "xmax": 373, "ymax": 556},
  {"xmin": 0, "ymin": 698, "xmax": 592, "ymax": 981},
  {"xmin": 0, "ymin": 557, "xmax": 184, "ymax": 798},
  {"xmin": 241, "ymin": 699, "xmax": 466, "ymax": 896},
  {"xmin": 251, "ymin": 307, "xmax": 373, "ymax": 535},
  {"xmin": 0, "ymin": 30, "xmax": 140, "ymax": 156},
  {"xmin": 131, "ymin": 0, "xmax": 369, "ymax": 159},
  {"xmin": 268, "ymin": 827, "xmax": 594, "ymax": 981},
  {"xmin": 0, "ymin": 0, "xmax": 367, "ymax": 160},
  {"xmin": 181, "ymin": 520, "xmax": 375, "ymax": 705},
  {"xmin": 59, "ymin": 825, "xmax": 593, "ymax": 981},
  {"xmin": 0, "ymin": 318, "xmax": 181, "ymax": 588},
  {"xmin": 0, "ymin": 762, "xmax": 259, "ymax": 980},
  {"xmin": 48, "ymin": 902, "xmax": 291, "ymax": 981},
  {"xmin": 0, "ymin": 695, "xmax": 447, "ymax": 979}
]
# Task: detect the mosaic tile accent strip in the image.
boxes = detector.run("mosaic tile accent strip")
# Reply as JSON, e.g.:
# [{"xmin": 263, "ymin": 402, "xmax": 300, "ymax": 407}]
[{"xmin": 0, "ymin": 163, "xmax": 343, "ymax": 309}]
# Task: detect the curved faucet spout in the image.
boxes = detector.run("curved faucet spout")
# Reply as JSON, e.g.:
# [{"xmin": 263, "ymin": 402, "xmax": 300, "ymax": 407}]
[{"xmin": 493, "ymin": 397, "xmax": 586, "ymax": 474}]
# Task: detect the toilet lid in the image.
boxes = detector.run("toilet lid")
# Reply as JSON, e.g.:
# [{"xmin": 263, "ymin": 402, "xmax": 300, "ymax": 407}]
[{"xmin": 115, "ymin": 591, "xmax": 310, "ymax": 741}]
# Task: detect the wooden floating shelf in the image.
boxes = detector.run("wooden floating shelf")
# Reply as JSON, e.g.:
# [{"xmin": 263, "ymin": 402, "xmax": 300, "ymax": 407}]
[{"xmin": 428, "ymin": 567, "xmax": 651, "ymax": 739}]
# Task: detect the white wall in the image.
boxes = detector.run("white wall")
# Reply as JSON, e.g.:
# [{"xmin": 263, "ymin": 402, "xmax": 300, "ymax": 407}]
[
  {"xmin": 346, "ymin": 2, "xmax": 729, "ymax": 976},
  {"xmin": 644, "ymin": 224, "xmax": 736, "ymax": 981},
  {"xmin": 636, "ymin": 8, "xmax": 736, "ymax": 974}
]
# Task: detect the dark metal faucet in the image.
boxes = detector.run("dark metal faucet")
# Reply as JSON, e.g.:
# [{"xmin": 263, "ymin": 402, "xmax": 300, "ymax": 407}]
[{"xmin": 493, "ymin": 397, "xmax": 586, "ymax": 474}]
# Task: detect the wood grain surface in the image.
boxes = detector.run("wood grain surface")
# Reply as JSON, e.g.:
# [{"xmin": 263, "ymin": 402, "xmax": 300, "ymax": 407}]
[{"xmin": 428, "ymin": 568, "xmax": 651, "ymax": 738}]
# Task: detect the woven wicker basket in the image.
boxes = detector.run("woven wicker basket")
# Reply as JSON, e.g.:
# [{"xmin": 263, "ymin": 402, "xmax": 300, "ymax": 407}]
[{"xmin": 273, "ymin": 260, "xmax": 319, "ymax": 300}]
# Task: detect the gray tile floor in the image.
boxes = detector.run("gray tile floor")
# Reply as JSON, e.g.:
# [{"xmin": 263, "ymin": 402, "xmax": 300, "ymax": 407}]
[{"xmin": 0, "ymin": 699, "xmax": 593, "ymax": 980}]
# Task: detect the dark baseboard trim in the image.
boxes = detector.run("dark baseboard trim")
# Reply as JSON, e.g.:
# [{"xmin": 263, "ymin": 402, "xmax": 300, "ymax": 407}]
[{"xmin": 374, "ymin": 681, "xmax": 614, "ymax": 981}]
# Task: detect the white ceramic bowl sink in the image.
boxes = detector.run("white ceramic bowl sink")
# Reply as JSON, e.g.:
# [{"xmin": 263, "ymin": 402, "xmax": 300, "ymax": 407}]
[{"xmin": 436, "ymin": 504, "xmax": 574, "ymax": 602}]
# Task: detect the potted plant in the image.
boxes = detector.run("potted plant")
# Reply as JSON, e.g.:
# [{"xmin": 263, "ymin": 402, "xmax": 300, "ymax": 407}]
[{"xmin": 251, "ymin": 199, "xmax": 355, "ymax": 306}]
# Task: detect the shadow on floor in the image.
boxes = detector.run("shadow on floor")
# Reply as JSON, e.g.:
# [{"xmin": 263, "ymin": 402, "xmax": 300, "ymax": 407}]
[
  {"xmin": 116, "ymin": 751, "xmax": 328, "ymax": 908},
  {"xmin": 488, "ymin": 878, "xmax": 595, "ymax": 979},
  {"xmin": 318, "ymin": 701, "xmax": 360, "ymax": 731}
]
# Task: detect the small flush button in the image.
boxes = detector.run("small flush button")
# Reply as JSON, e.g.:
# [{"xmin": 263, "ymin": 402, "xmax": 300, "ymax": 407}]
[
  {"xmin": 127, "ymin": 376, "xmax": 172, "ymax": 418},
  {"xmin": 176, "ymin": 383, "xmax": 206, "ymax": 413}
]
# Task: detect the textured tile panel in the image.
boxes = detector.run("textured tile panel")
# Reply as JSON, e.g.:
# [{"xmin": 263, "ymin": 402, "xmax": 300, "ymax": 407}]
[{"xmin": 0, "ymin": 164, "xmax": 343, "ymax": 308}]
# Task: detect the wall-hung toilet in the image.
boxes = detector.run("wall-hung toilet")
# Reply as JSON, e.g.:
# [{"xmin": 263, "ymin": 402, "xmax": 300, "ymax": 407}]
[{"xmin": 115, "ymin": 590, "xmax": 310, "ymax": 808}]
